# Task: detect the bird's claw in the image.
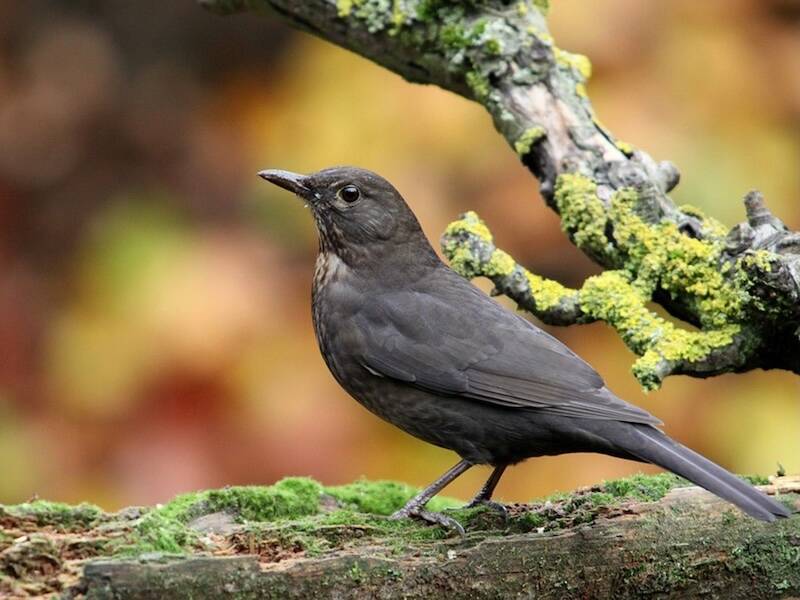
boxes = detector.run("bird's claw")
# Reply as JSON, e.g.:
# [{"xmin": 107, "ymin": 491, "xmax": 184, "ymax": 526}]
[
  {"xmin": 390, "ymin": 507, "xmax": 465, "ymax": 535},
  {"xmin": 462, "ymin": 499, "xmax": 509, "ymax": 516}
]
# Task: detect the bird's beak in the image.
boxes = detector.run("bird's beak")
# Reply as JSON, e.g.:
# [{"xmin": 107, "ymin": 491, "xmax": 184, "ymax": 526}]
[{"xmin": 258, "ymin": 169, "xmax": 312, "ymax": 199}]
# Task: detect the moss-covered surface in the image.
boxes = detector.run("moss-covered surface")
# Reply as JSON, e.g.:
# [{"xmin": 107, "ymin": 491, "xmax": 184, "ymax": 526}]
[
  {"xmin": 4, "ymin": 474, "xmax": 795, "ymax": 598},
  {"xmin": 8, "ymin": 472, "xmax": 789, "ymax": 597}
]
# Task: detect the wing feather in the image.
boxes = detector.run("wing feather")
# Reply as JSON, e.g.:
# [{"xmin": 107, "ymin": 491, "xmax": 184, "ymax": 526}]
[{"xmin": 356, "ymin": 274, "xmax": 660, "ymax": 426}]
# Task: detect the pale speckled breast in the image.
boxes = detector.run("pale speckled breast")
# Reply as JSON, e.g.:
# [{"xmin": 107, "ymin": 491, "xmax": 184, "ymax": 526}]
[{"xmin": 311, "ymin": 251, "xmax": 358, "ymax": 391}]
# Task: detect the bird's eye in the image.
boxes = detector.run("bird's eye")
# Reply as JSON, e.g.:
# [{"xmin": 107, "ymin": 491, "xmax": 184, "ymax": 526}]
[{"xmin": 338, "ymin": 185, "xmax": 361, "ymax": 203}]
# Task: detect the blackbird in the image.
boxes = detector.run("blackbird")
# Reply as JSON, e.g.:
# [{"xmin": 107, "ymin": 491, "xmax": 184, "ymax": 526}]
[{"xmin": 259, "ymin": 166, "xmax": 789, "ymax": 531}]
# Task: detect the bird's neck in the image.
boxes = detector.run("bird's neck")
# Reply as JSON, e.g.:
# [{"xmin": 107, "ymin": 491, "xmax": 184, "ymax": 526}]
[{"xmin": 313, "ymin": 239, "xmax": 441, "ymax": 291}]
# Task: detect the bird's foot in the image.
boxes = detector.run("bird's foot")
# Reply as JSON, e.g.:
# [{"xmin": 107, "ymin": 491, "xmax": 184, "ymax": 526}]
[
  {"xmin": 390, "ymin": 506, "xmax": 465, "ymax": 536},
  {"xmin": 462, "ymin": 498, "xmax": 508, "ymax": 516}
]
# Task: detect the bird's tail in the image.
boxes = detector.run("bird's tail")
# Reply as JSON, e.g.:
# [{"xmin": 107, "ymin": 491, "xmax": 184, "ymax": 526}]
[{"xmin": 621, "ymin": 425, "xmax": 790, "ymax": 522}]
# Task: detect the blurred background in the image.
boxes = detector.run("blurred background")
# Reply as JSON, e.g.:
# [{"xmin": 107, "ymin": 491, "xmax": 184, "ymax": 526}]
[{"xmin": 0, "ymin": 0, "xmax": 798, "ymax": 509}]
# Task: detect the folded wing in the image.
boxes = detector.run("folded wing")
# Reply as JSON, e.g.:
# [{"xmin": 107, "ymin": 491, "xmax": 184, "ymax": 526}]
[{"xmin": 356, "ymin": 276, "xmax": 660, "ymax": 426}]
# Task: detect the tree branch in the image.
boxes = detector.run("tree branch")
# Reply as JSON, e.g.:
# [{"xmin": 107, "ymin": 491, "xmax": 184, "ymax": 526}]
[{"xmin": 200, "ymin": 0, "xmax": 800, "ymax": 388}]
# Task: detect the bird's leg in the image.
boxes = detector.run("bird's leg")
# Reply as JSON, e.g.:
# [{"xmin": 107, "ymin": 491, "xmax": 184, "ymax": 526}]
[
  {"xmin": 464, "ymin": 465, "xmax": 508, "ymax": 514},
  {"xmin": 390, "ymin": 459, "xmax": 473, "ymax": 534}
]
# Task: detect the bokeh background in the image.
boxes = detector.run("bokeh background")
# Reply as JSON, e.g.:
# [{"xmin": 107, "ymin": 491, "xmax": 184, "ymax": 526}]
[{"xmin": 1, "ymin": 0, "xmax": 798, "ymax": 509}]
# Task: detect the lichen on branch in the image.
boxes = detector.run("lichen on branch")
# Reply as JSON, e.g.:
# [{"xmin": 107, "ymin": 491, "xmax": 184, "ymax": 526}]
[
  {"xmin": 200, "ymin": 0, "xmax": 800, "ymax": 385},
  {"xmin": 442, "ymin": 199, "xmax": 762, "ymax": 390}
]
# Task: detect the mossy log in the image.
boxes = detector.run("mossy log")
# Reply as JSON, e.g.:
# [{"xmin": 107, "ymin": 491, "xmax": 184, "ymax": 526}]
[
  {"xmin": 199, "ymin": 0, "xmax": 800, "ymax": 390},
  {"xmin": 1, "ymin": 474, "xmax": 798, "ymax": 598}
]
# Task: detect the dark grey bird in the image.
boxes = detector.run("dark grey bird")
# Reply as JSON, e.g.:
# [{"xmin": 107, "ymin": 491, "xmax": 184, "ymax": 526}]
[{"xmin": 259, "ymin": 165, "xmax": 790, "ymax": 530}]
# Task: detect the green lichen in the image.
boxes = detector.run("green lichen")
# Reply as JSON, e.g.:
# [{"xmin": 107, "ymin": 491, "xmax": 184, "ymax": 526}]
[
  {"xmin": 465, "ymin": 70, "xmax": 491, "ymax": 101},
  {"xmin": 579, "ymin": 270, "xmax": 667, "ymax": 353},
  {"xmin": 514, "ymin": 126, "xmax": 546, "ymax": 156},
  {"xmin": 532, "ymin": 0, "xmax": 549, "ymax": 15},
  {"xmin": 485, "ymin": 37, "xmax": 502, "ymax": 55},
  {"xmin": 553, "ymin": 173, "xmax": 615, "ymax": 260}
]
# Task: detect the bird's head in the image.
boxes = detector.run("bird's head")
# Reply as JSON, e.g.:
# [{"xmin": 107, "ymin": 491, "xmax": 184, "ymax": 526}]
[{"xmin": 259, "ymin": 166, "xmax": 437, "ymax": 266}]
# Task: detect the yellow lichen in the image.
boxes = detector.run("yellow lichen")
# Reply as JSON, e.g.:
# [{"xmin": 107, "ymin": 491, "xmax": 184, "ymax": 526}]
[
  {"xmin": 610, "ymin": 189, "xmax": 745, "ymax": 328},
  {"xmin": 553, "ymin": 173, "xmax": 615, "ymax": 260},
  {"xmin": 615, "ymin": 141, "xmax": 634, "ymax": 156},
  {"xmin": 514, "ymin": 126, "xmax": 546, "ymax": 156},
  {"xmin": 443, "ymin": 211, "xmax": 493, "ymax": 243},
  {"xmin": 578, "ymin": 270, "xmax": 741, "ymax": 390},
  {"xmin": 554, "ymin": 48, "xmax": 592, "ymax": 80},
  {"xmin": 484, "ymin": 249, "xmax": 517, "ymax": 277},
  {"xmin": 525, "ymin": 272, "xmax": 574, "ymax": 312},
  {"xmin": 336, "ymin": 0, "xmax": 354, "ymax": 17}
]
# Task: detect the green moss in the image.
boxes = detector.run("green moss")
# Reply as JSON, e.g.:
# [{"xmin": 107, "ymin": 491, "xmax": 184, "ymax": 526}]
[
  {"xmin": 205, "ymin": 478, "xmax": 323, "ymax": 521},
  {"xmin": 514, "ymin": 126, "xmax": 546, "ymax": 156},
  {"xmin": 123, "ymin": 477, "xmax": 465, "ymax": 555},
  {"xmin": 602, "ymin": 472, "xmax": 686, "ymax": 501},
  {"xmin": 327, "ymin": 479, "xmax": 458, "ymax": 515},
  {"xmin": 519, "ymin": 472, "xmax": 690, "ymax": 531},
  {"xmin": 4, "ymin": 500, "xmax": 103, "ymax": 530},
  {"xmin": 741, "ymin": 474, "xmax": 771, "ymax": 486}
]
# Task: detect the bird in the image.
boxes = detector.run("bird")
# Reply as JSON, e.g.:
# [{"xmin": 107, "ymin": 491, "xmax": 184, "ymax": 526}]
[{"xmin": 259, "ymin": 165, "xmax": 790, "ymax": 531}]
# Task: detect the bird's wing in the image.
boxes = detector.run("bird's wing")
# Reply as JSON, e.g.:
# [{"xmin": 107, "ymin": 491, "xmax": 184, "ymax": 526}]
[{"xmin": 355, "ymin": 274, "xmax": 660, "ymax": 426}]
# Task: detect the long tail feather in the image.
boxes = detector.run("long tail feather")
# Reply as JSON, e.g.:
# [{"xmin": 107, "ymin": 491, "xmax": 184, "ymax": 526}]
[{"xmin": 623, "ymin": 425, "xmax": 790, "ymax": 522}]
